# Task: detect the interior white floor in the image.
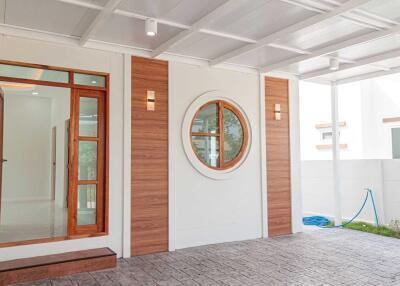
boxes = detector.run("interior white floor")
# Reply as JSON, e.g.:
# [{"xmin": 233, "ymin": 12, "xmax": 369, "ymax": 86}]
[{"xmin": 0, "ymin": 200, "xmax": 67, "ymax": 243}]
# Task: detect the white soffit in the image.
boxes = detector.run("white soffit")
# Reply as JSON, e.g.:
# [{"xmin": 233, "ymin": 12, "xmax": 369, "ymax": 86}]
[
  {"xmin": 205, "ymin": 0, "xmax": 316, "ymax": 40},
  {"xmin": 0, "ymin": 0, "xmax": 400, "ymax": 83},
  {"xmin": 320, "ymin": 65, "xmax": 382, "ymax": 81},
  {"xmin": 227, "ymin": 45, "xmax": 297, "ymax": 68},
  {"xmin": 168, "ymin": 33, "xmax": 245, "ymax": 60},
  {"xmin": 4, "ymin": 0, "xmax": 98, "ymax": 37},
  {"xmin": 361, "ymin": 0, "xmax": 400, "ymax": 22},
  {"xmin": 92, "ymin": 14, "xmax": 183, "ymax": 50},
  {"xmin": 276, "ymin": 17, "xmax": 370, "ymax": 51},
  {"xmin": 117, "ymin": 0, "xmax": 227, "ymax": 26},
  {"xmin": 335, "ymin": 35, "xmax": 400, "ymax": 59}
]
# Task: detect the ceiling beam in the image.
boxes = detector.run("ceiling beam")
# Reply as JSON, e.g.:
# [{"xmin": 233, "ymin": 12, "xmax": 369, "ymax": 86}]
[
  {"xmin": 209, "ymin": 0, "xmax": 372, "ymax": 66},
  {"xmin": 336, "ymin": 66, "xmax": 400, "ymax": 85},
  {"xmin": 151, "ymin": 0, "xmax": 244, "ymax": 58},
  {"xmin": 57, "ymin": 0, "xmax": 371, "ymax": 59},
  {"xmin": 58, "ymin": 0, "xmax": 258, "ymax": 44},
  {"xmin": 79, "ymin": 0, "xmax": 123, "ymax": 46},
  {"xmin": 280, "ymin": 0, "xmax": 397, "ymax": 30},
  {"xmin": 260, "ymin": 24, "xmax": 400, "ymax": 73},
  {"xmin": 300, "ymin": 48, "xmax": 400, "ymax": 79}
]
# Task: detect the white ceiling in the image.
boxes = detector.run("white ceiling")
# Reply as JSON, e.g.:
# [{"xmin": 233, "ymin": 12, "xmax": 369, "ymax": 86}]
[{"xmin": 0, "ymin": 0, "xmax": 400, "ymax": 84}]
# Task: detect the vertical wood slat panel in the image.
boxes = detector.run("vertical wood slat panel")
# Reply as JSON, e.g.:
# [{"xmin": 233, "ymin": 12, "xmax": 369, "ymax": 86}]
[
  {"xmin": 265, "ymin": 76, "xmax": 292, "ymax": 237},
  {"xmin": 131, "ymin": 56, "xmax": 168, "ymax": 256}
]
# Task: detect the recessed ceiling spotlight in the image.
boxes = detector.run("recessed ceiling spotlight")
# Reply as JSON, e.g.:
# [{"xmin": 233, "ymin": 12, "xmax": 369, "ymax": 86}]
[
  {"xmin": 145, "ymin": 18, "xmax": 157, "ymax": 37},
  {"xmin": 32, "ymin": 91, "xmax": 39, "ymax": 95},
  {"xmin": 329, "ymin": 58, "xmax": 340, "ymax": 71},
  {"xmin": 91, "ymin": 80, "xmax": 97, "ymax": 84}
]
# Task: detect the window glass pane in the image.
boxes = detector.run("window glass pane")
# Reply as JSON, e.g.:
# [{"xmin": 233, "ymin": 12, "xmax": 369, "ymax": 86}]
[
  {"xmin": 74, "ymin": 73, "xmax": 105, "ymax": 87},
  {"xmin": 78, "ymin": 141, "xmax": 97, "ymax": 180},
  {"xmin": 0, "ymin": 82, "xmax": 70, "ymax": 244},
  {"xmin": 191, "ymin": 103, "xmax": 218, "ymax": 133},
  {"xmin": 0, "ymin": 63, "xmax": 69, "ymax": 83},
  {"xmin": 392, "ymin": 128, "xmax": 400, "ymax": 159},
  {"xmin": 77, "ymin": 185, "xmax": 96, "ymax": 225},
  {"xmin": 224, "ymin": 108, "xmax": 243, "ymax": 163},
  {"xmin": 79, "ymin": 97, "xmax": 98, "ymax": 137},
  {"xmin": 192, "ymin": 136, "xmax": 219, "ymax": 167}
]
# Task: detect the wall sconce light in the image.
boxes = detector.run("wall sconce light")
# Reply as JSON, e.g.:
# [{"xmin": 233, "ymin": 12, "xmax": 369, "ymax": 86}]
[
  {"xmin": 274, "ymin": 103, "xmax": 281, "ymax": 120},
  {"xmin": 147, "ymin": 90, "xmax": 155, "ymax": 111}
]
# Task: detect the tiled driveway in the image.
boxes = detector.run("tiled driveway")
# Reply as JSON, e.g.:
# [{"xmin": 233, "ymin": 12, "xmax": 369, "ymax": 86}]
[{"xmin": 20, "ymin": 229, "xmax": 400, "ymax": 285}]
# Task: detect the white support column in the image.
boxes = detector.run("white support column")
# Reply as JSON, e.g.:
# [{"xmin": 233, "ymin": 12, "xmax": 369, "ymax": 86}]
[
  {"xmin": 122, "ymin": 54, "xmax": 131, "ymax": 258},
  {"xmin": 331, "ymin": 82, "xmax": 342, "ymax": 226}
]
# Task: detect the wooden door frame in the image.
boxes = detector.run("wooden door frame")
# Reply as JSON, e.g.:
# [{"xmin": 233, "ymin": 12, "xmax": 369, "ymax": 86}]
[
  {"xmin": 0, "ymin": 87, "xmax": 3, "ymax": 221},
  {"xmin": 0, "ymin": 60, "xmax": 110, "ymax": 248},
  {"xmin": 68, "ymin": 88, "xmax": 107, "ymax": 236}
]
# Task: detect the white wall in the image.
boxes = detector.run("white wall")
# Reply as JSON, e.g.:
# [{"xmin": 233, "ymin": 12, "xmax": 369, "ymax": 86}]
[
  {"xmin": 169, "ymin": 62, "xmax": 263, "ymax": 249},
  {"xmin": 50, "ymin": 90, "xmax": 70, "ymax": 207},
  {"xmin": 0, "ymin": 36, "xmax": 124, "ymax": 260},
  {"xmin": 301, "ymin": 159, "xmax": 400, "ymax": 225},
  {"xmin": 3, "ymin": 95, "xmax": 52, "ymax": 201},
  {"xmin": 0, "ymin": 35, "xmax": 303, "ymax": 261}
]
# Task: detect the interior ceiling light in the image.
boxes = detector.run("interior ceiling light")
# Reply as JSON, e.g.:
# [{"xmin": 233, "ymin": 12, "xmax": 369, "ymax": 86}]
[
  {"xmin": 32, "ymin": 91, "xmax": 39, "ymax": 95},
  {"xmin": 329, "ymin": 58, "xmax": 340, "ymax": 71},
  {"xmin": 145, "ymin": 18, "xmax": 157, "ymax": 37}
]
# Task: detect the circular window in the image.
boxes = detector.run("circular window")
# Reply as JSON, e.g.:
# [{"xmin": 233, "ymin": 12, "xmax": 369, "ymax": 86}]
[{"xmin": 190, "ymin": 100, "xmax": 248, "ymax": 170}]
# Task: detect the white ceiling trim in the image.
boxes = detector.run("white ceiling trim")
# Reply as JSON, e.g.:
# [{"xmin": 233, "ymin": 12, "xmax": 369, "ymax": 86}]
[
  {"xmin": 260, "ymin": 24, "xmax": 400, "ymax": 73},
  {"xmin": 0, "ymin": 23, "xmax": 259, "ymax": 75},
  {"xmin": 300, "ymin": 48, "xmax": 400, "ymax": 79},
  {"xmin": 336, "ymin": 65, "xmax": 400, "ymax": 85},
  {"xmin": 151, "ymin": 0, "xmax": 245, "ymax": 58},
  {"xmin": 79, "ymin": 0, "xmax": 123, "ymax": 46},
  {"xmin": 209, "ymin": 0, "xmax": 372, "ymax": 66}
]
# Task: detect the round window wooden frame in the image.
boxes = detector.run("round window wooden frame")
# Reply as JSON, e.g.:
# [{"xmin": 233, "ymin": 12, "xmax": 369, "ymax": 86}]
[{"xmin": 190, "ymin": 100, "xmax": 249, "ymax": 170}]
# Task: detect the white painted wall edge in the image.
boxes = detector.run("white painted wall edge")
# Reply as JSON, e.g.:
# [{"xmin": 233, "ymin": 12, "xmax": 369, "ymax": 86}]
[
  {"xmin": 258, "ymin": 73, "xmax": 268, "ymax": 238},
  {"xmin": 168, "ymin": 63, "xmax": 176, "ymax": 252},
  {"xmin": 122, "ymin": 54, "xmax": 131, "ymax": 258},
  {"xmin": 289, "ymin": 78, "xmax": 303, "ymax": 233}
]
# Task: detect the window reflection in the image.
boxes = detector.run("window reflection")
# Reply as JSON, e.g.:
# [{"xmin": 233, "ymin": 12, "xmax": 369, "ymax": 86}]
[{"xmin": 0, "ymin": 82, "xmax": 70, "ymax": 243}]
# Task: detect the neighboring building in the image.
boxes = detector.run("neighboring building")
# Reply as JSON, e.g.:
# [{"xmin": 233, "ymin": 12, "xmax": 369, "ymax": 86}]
[{"xmin": 300, "ymin": 74, "xmax": 400, "ymax": 161}]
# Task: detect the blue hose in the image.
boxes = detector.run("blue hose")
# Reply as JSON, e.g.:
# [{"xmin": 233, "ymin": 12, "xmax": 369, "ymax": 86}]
[{"xmin": 303, "ymin": 188, "xmax": 380, "ymax": 228}]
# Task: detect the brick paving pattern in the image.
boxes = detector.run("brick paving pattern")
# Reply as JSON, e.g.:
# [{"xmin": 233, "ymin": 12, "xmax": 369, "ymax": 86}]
[{"xmin": 18, "ymin": 229, "xmax": 400, "ymax": 285}]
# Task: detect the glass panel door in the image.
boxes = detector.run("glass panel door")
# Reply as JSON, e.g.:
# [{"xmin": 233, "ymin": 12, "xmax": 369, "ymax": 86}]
[{"xmin": 68, "ymin": 89, "xmax": 105, "ymax": 235}]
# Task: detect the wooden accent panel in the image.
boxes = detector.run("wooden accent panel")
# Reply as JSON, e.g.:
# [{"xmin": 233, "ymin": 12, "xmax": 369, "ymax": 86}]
[
  {"xmin": 316, "ymin": 144, "xmax": 348, "ymax": 150},
  {"xmin": 265, "ymin": 77, "xmax": 292, "ymax": 237},
  {"xmin": 131, "ymin": 56, "xmax": 168, "ymax": 256},
  {"xmin": 383, "ymin": 117, "xmax": 400, "ymax": 123},
  {"xmin": 0, "ymin": 248, "xmax": 116, "ymax": 285},
  {"xmin": 315, "ymin": 121, "xmax": 346, "ymax": 129}
]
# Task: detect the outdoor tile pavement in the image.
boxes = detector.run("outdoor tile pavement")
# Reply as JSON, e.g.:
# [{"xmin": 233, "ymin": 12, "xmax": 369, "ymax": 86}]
[{"xmin": 17, "ymin": 228, "xmax": 400, "ymax": 285}]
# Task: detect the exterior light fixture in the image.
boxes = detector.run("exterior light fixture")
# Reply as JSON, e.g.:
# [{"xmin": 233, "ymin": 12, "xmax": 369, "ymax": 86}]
[
  {"xmin": 274, "ymin": 103, "xmax": 281, "ymax": 120},
  {"xmin": 147, "ymin": 90, "xmax": 155, "ymax": 111},
  {"xmin": 329, "ymin": 58, "xmax": 340, "ymax": 71},
  {"xmin": 145, "ymin": 18, "xmax": 157, "ymax": 37}
]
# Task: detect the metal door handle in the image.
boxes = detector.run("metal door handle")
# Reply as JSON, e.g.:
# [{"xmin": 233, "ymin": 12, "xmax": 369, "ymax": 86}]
[{"xmin": 2, "ymin": 159, "xmax": 7, "ymax": 163}]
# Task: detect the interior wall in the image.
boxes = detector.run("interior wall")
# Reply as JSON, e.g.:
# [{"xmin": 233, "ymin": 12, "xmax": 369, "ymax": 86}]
[
  {"xmin": 0, "ymin": 36, "xmax": 124, "ymax": 261},
  {"xmin": 3, "ymin": 95, "xmax": 52, "ymax": 201},
  {"xmin": 169, "ymin": 62, "xmax": 262, "ymax": 249},
  {"xmin": 50, "ymin": 91, "xmax": 70, "ymax": 208}
]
